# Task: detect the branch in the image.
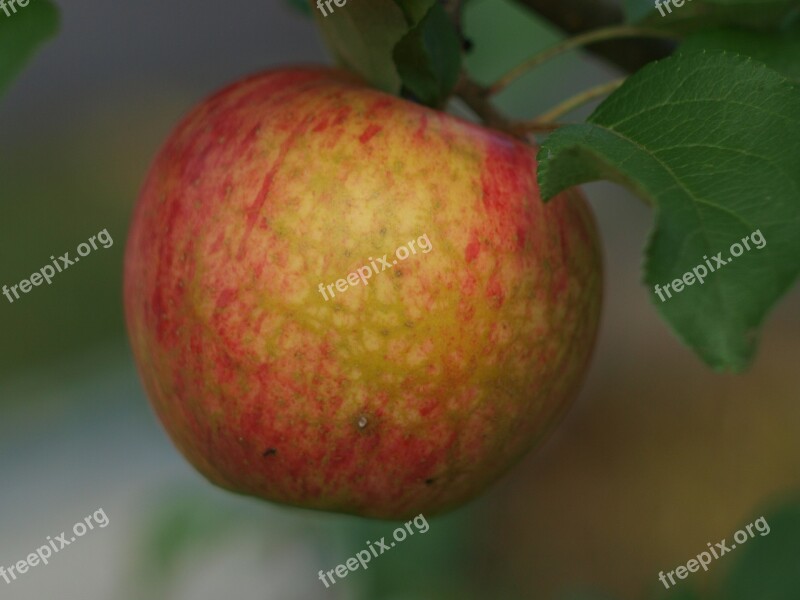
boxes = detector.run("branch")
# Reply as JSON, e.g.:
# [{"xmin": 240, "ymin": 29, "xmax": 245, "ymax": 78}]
[
  {"xmin": 510, "ymin": 0, "xmax": 676, "ymax": 73},
  {"xmin": 441, "ymin": 0, "xmax": 473, "ymax": 51},
  {"xmin": 521, "ymin": 77, "xmax": 626, "ymax": 128},
  {"xmin": 453, "ymin": 74, "xmax": 567, "ymax": 139},
  {"xmin": 440, "ymin": 0, "xmax": 465, "ymax": 22},
  {"xmin": 453, "ymin": 75, "xmax": 522, "ymax": 138},
  {"xmin": 489, "ymin": 26, "xmax": 674, "ymax": 96}
]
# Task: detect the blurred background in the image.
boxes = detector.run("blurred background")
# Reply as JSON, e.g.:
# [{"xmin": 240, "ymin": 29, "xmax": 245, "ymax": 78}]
[{"xmin": 0, "ymin": 0, "xmax": 798, "ymax": 599}]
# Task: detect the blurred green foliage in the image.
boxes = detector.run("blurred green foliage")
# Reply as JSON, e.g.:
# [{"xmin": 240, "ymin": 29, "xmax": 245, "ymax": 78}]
[
  {"xmin": 2, "ymin": 1, "xmax": 798, "ymax": 598},
  {"xmin": 0, "ymin": 0, "xmax": 58, "ymax": 97},
  {"xmin": 128, "ymin": 484, "xmax": 497, "ymax": 600},
  {"xmin": 721, "ymin": 497, "xmax": 800, "ymax": 600},
  {"xmin": 128, "ymin": 489, "xmax": 800, "ymax": 599},
  {"xmin": 0, "ymin": 134, "xmax": 131, "ymax": 385}
]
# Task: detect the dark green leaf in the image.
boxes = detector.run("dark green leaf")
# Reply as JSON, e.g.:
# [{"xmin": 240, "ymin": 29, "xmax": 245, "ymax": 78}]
[
  {"xmin": 393, "ymin": 1, "xmax": 462, "ymax": 106},
  {"xmin": 538, "ymin": 51, "xmax": 800, "ymax": 371},
  {"xmin": 680, "ymin": 21, "xmax": 800, "ymax": 80},
  {"xmin": 311, "ymin": 0, "xmax": 462, "ymax": 106},
  {"xmin": 312, "ymin": 0, "xmax": 409, "ymax": 93},
  {"xmin": 394, "ymin": 0, "xmax": 433, "ymax": 25},
  {"xmin": 0, "ymin": 0, "xmax": 59, "ymax": 98},
  {"xmin": 720, "ymin": 500, "xmax": 800, "ymax": 600}
]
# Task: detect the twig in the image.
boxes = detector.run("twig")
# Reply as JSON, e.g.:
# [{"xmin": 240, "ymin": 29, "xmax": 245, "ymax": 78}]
[
  {"xmin": 453, "ymin": 75, "xmax": 522, "ymax": 138},
  {"xmin": 440, "ymin": 0, "xmax": 464, "ymax": 21},
  {"xmin": 489, "ymin": 26, "xmax": 675, "ymax": 96},
  {"xmin": 440, "ymin": 0, "xmax": 471, "ymax": 50},
  {"xmin": 529, "ymin": 77, "xmax": 626, "ymax": 125},
  {"xmin": 453, "ymin": 74, "xmax": 571, "ymax": 140},
  {"xmin": 510, "ymin": 0, "xmax": 677, "ymax": 73}
]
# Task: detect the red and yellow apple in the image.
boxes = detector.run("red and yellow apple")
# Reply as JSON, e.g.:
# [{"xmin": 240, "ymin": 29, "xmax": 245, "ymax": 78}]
[{"xmin": 124, "ymin": 67, "xmax": 602, "ymax": 519}]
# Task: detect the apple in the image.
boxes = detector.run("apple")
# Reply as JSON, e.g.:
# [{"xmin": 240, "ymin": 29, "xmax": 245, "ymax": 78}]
[{"xmin": 124, "ymin": 67, "xmax": 603, "ymax": 519}]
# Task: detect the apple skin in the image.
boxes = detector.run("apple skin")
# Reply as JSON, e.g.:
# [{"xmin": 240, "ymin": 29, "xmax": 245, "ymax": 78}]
[{"xmin": 124, "ymin": 67, "xmax": 602, "ymax": 519}]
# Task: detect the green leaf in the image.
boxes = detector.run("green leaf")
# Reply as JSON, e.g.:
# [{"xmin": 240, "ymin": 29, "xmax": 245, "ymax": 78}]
[
  {"xmin": 393, "ymin": 0, "xmax": 433, "ymax": 25},
  {"xmin": 624, "ymin": 0, "xmax": 798, "ymax": 32},
  {"xmin": 312, "ymin": 0, "xmax": 409, "ymax": 93},
  {"xmin": 720, "ymin": 500, "xmax": 800, "ymax": 600},
  {"xmin": 311, "ymin": 0, "xmax": 462, "ymax": 107},
  {"xmin": 0, "ymin": 0, "xmax": 59, "ymax": 98},
  {"xmin": 347, "ymin": 509, "xmax": 476, "ymax": 599},
  {"xmin": 393, "ymin": 1, "xmax": 462, "ymax": 106},
  {"xmin": 537, "ymin": 51, "xmax": 800, "ymax": 371},
  {"xmin": 680, "ymin": 22, "xmax": 800, "ymax": 80}
]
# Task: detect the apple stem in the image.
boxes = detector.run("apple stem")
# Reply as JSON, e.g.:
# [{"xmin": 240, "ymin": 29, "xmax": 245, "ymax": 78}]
[
  {"xmin": 487, "ymin": 26, "xmax": 678, "ymax": 96},
  {"xmin": 453, "ymin": 73, "xmax": 571, "ymax": 140},
  {"xmin": 512, "ymin": 0, "xmax": 676, "ymax": 73},
  {"xmin": 453, "ymin": 74, "xmax": 525, "ymax": 139},
  {"xmin": 522, "ymin": 77, "xmax": 627, "ymax": 128}
]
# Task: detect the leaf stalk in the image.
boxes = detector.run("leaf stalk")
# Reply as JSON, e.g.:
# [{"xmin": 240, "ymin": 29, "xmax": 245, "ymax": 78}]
[{"xmin": 488, "ymin": 26, "xmax": 677, "ymax": 95}]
